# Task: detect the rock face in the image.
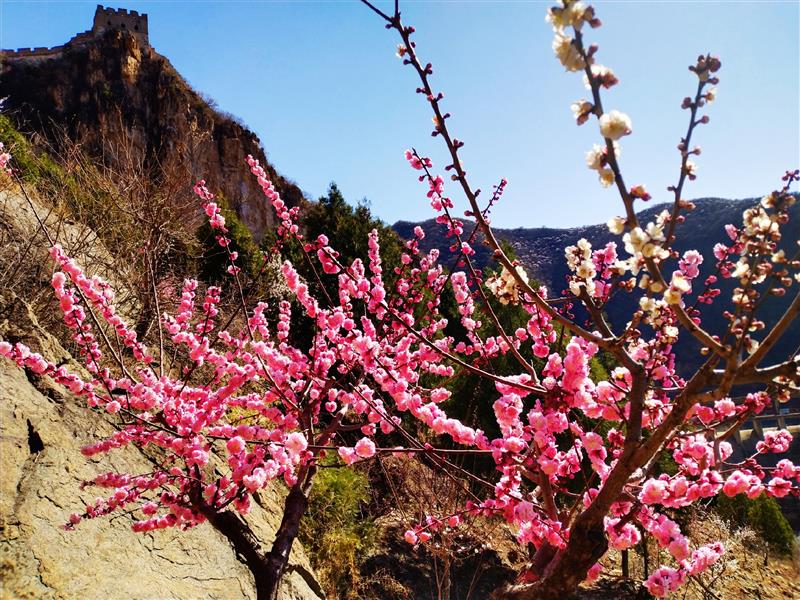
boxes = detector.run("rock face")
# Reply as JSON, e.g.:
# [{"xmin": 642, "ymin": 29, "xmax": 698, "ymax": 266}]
[
  {"xmin": 0, "ymin": 305, "xmax": 323, "ymax": 600},
  {"xmin": 1, "ymin": 17, "xmax": 303, "ymax": 242},
  {"xmin": 0, "ymin": 182, "xmax": 323, "ymax": 600}
]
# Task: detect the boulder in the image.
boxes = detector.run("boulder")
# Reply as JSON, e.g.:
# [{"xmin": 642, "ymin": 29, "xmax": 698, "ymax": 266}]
[{"xmin": 0, "ymin": 302, "xmax": 323, "ymax": 600}]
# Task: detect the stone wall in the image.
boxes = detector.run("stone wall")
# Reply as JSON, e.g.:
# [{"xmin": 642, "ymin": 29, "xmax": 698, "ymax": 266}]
[
  {"xmin": 1, "ymin": 5, "xmax": 149, "ymax": 61},
  {"xmin": 93, "ymin": 6, "xmax": 149, "ymax": 46}
]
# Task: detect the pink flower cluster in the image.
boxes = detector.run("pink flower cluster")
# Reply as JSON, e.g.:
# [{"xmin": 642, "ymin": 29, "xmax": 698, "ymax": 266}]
[
  {"xmin": 246, "ymin": 155, "xmax": 300, "ymax": 239},
  {"xmin": 0, "ymin": 142, "xmax": 11, "ymax": 175},
  {"xmin": 643, "ymin": 541, "xmax": 725, "ymax": 597}
]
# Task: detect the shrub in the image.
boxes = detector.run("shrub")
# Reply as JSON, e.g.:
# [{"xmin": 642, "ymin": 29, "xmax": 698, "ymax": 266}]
[
  {"xmin": 299, "ymin": 461, "xmax": 376, "ymax": 599},
  {"xmin": 715, "ymin": 493, "xmax": 796, "ymax": 556}
]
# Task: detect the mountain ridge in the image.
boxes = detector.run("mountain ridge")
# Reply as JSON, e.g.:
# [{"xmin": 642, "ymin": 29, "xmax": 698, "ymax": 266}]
[
  {"xmin": 394, "ymin": 196, "xmax": 800, "ymax": 375},
  {"xmin": 393, "ymin": 196, "xmax": 773, "ymax": 286}
]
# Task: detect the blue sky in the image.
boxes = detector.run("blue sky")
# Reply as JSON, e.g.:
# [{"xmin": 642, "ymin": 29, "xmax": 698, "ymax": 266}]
[{"xmin": 2, "ymin": 1, "xmax": 798, "ymax": 229}]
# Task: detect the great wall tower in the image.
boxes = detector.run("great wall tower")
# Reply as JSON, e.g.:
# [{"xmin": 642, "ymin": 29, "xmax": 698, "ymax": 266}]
[{"xmin": 1, "ymin": 5, "xmax": 149, "ymax": 61}]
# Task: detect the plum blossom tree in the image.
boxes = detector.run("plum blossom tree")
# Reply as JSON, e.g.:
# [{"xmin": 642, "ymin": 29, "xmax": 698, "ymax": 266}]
[{"xmin": 1, "ymin": 1, "xmax": 799, "ymax": 599}]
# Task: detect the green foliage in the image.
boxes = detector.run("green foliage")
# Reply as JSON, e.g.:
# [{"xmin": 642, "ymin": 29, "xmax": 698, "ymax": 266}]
[
  {"xmin": 282, "ymin": 182, "xmax": 403, "ymax": 296},
  {"xmin": 588, "ymin": 353, "xmax": 610, "ymax": 384},
  {"xmin": 0, "ymin": 115, "xmax": 63, "ymax": 184},
  {"xmin": 654, "ymin": 451, "xmax": 679, "ymax": 477},
  {"xmin": 312, "ymin": 183, "xmax": 402, "ymax": 274},
  {"xmin": 268, "ymin": 182, "xmax": 404, "ymax": 345},
  {"xmin": 715, "ymin": 492, "xmax": 796, "ymax": 556},
  {"xmin": 299, "ymin": 462, "xmax": 376, "ymax": 599}
]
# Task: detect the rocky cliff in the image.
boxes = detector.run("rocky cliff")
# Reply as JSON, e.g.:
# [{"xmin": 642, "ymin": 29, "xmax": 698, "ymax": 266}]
[
  {"xmin": 1, "ymin": 27, "xmax": 303, "ymax": 242},
  {"xmin": 0, "ymin": 186, "xmax": 323, "ymax": 600},
  {"xmin": 0, "ymin": 324, "xmax": 321, "ymax": 600}
]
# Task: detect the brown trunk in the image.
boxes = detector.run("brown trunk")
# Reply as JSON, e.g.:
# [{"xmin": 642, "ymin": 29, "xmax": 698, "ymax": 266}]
[
  {"xmin": 205, "ymin": 468, "xmax": 316, "ymax": 600},
  {"xmin": 528, "ymin": 542, "xmax": 558, "ymax": 579},
  {"xmin": 261, "ymin": 471, "xmax": 316, "ymax": 600},
  {"xmin": 500, "ymin": 511, "xmax": 609, "ymax": 600},
  {"xmin": 517, "ymin": 387, "xmax": 704, "ymax": 599},
  {"xmin": 621, "ymin": 549, "xmax": 629, "ymax": 579},
  {"xmin": 498, "ymin": 368, "xmax": 713, "ymax": 599},
  {"xmin": 500, "ymin": 449, "xmax": 643, "ymax": 599}
]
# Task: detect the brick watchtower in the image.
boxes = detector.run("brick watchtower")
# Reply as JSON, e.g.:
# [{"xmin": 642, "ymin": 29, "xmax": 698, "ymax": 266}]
[{"xmin": 92, "ymin": 5, "xmax": 149, "ymax": 46}]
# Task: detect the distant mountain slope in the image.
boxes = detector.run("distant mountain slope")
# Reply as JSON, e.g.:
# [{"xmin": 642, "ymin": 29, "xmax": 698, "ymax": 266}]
[
  {"xmin": 395, "ymin": 197, "xmax": 794, "ymax": 286},
  {"xmin": 395, "ymin": 197, "xmax": 799, "ymax": 373}
]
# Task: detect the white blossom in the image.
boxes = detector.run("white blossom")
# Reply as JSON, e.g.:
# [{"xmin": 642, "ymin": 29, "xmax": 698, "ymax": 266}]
[
  {"xmin": 607, "ymin": 216, "xmax": 626, "ymax": 235},
  {"xmin": 599, "ymin": 110, "xmax": 632, "ymax": 140},
  {"xmin": 546, "ymin": 1, "xmax": 588, "ymax": 32},
  {"xmin": 553, "ymin": 33, "xmax": 585, "ymax": 72},
  {"xmin": 599, "ymin": 168, "xmax": 615, "ymax": 188}
]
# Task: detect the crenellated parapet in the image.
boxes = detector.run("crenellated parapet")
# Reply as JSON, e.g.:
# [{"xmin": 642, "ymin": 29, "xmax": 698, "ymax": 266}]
[
  {"xmin": 1, "ymin": 5, "xmax": 148, "ymax": 61},
  {"xmin": 92, "ymin": 5, "xmax": 149, "ymax": 46},
  {"xmin": 1, "ymin": 45, "xmax": 66, "ymax": 59}
]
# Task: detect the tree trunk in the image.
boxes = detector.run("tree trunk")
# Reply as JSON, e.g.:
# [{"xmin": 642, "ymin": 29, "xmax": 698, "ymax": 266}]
[
  {"xmin": 497, "ymin": 364, "xmax": 710, "ymax": 599},
  {"xmin": 205, "ymin": 468, "xmax": 316, "ymax": 600},
  {"xmin": 539, "ymin": 512, "xmax": 609, "ymax": 599},
  {"xmin": 621, "ymin": 549, "xmax": 629, "ymax": 579},
  {"xmin": 500, "ymin": 511, "xmax": 609, "ymax": 600},
  {"xmin": 261, "ymin": 472, "xmax": 316, "ymax": 600}
]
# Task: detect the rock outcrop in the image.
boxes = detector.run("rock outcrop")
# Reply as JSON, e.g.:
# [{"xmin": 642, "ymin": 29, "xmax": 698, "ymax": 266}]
[
  {"xmin": 1, "ymin": 10, "xmax": 304, "ymax": 242},
  {"xmin": 0, "ymin": 184, "xmax": 323, "ymax": 599},
  {"xmin": 0, "ymin": 300, "xmax": 323, "ymax": 600}
]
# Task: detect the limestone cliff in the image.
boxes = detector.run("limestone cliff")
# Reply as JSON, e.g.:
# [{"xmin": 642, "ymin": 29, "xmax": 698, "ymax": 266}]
[
  {"xmin": 0, "ymin": 183, "xmax": 323, "ymax": 599},
  {"xmin": 1, "ymin": 19, "xmax": 303, "ymax": 242}
]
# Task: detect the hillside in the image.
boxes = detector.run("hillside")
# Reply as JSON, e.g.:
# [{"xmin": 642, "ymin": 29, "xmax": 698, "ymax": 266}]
[
  {"xmin": 0, "ymin": 9, "xmax": 303, "ymax": 242},
  {"xmin": 0, "ymin": 185, "xmax": 323, "ymax": 600}
]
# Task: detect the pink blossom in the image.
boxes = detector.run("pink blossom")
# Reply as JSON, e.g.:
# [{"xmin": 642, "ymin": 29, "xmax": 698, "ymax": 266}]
[
  {"xmin": 284, "ymin": 432, "xmax": 308, "ymax": 456},
  {"xmin": 644, "ymin": 567, "xmax": 685, "ymax": 597},
  {"xmin": 722, "ymin": 470, "xmax": 751, "ymax": 497},
  {"xmin": 585, "ymin": 563, "xmax": 603, "ymax": 584},
  {"xmin": 639, "ymin": 479, "xmax": 668, "ymax": 505},
  {"xmin": 354, "ymin": 438, "xmax": 377, "ymax": 458},
  {"xmin": 757, "ymin": 429, "xmax": 793, "ymax": 454},
  {"xmin": 227, "ymin": 436, "xmax": 246, "ymax": 455}
]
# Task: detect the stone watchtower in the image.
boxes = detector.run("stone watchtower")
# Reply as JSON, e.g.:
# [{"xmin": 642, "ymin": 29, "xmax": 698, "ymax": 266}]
[{"xmin": 92, "ymin": 5, "xmax": 149, "ymax": 46}]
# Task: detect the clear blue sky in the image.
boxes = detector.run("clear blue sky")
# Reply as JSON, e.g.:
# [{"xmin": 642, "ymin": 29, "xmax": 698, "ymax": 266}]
[{"xmin": 2, "ymin": 1, "xmax": 798, "ymax": 228}]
